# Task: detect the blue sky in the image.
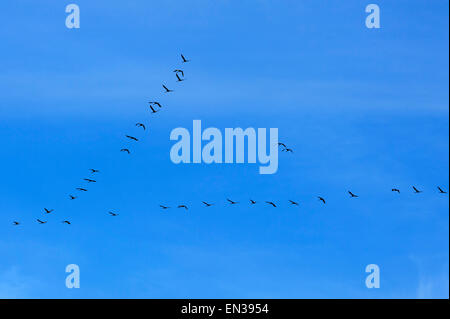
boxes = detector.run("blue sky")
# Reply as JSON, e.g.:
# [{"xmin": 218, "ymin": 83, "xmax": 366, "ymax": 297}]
[{"xmin": 0, "ymin": 0, "xmax": 448, "ymax": 298}]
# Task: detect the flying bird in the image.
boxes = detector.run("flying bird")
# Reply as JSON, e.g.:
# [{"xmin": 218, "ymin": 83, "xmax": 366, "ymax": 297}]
[
  {"xmin": 173, "ymin": 69, "xmax": 184, "ymax": 77},
  {"xmin": 126, "ymin": 135, "xmax": 139, "ymax": 142},
  {"xmin": 178, "ymin": 205, "xmax": 188, "ymax": 210},
  {"xmin": 90, "ymin": 169, "xmax": 100, "ymax": 173},
  {"xmin": 282, "ymin": 148, "xmax": 293, "ymax": 153},
  {"xmin": 266, "ymin": 201, "xmax": 277, "ymax": 207},
  {"xmin": 250, "ymin": 199, "xmax": 257, "ymax": 205},
  {"xmin": 76, "ymin": 187, "xmax": 88, "ymax": 192},
  {"xmin": 348, "ymin": 191, "xmax": 359, "ymax": 198},
  {"xmin": 62, "ymin": 220, "xmax": 71, "ymax": 225},
  {"xmin": 120, "ymin": 148, "xmax": 131, "ymax": 154},
  {"xmin": 412, "ymin": 186, "xmax": 422, "ymax": 193},
  {"xmin": 44, "ymin": 208, "xmax": 54, "ymax": 214},
  {"xmin": 149, "ymin": 105, "xmax": 158, "ymax": 114},
  {"xmin": 318, "ymin": 197, "xmax": 326, "ymax": 204},
  {"xmin": 202, "ymin": 201, "xmax": 213, "ymax": 207},
  {"xmin": 175, "ymin": 73, "xmax": 184, "ymax": 82},
  {"xmin": 438, "ymin": 186, "xmax": 447, "ymax": 194},
  {"xmin": 136, "ymin": 123, "xmax": 146, "ymax": 130},
  {"xmin": 149, "ymin": 102, "xmax": 162, "ymax": 108},
  {"xmin": 392, "ymin": 188, "xmax": 401, "ymax": 193},
  {"xmin": 162, "ymin": 85, "xmax": 173, "ymax": 93},
  {"xmin": 69, "ymin": 195, "xmax": 77, "ymax": 200},
  {"xmin": 83, "ymin": 178, "xmax": 96, "ymax": 183},
  {"xmin": 181, "ymin": 54, "xmax": 190, "ymax": 63},
  {"xmin": 278, "ymin": 143, "xmax": 287, "ymax": 148},
  {"xmin": 13, "ymin": 221, "xmax": 20, "ymax": 226},
  {"xmin": 227, "ymin": 198, "xmax": 239, "ymax": 205},
  {"xmin": 37, "ymin": 219, "xmax": 47, "ymax": 224},
  {"xmin": 108, "ymin": 212, "xmax": 119, "ymax": 216},
  {"xmin": 159, "ymin": 205, "xmax": 170, "ymax": 209},
  {"xmin": 289, "ymin": 200, "xmax": 299, "ymax": 206}
]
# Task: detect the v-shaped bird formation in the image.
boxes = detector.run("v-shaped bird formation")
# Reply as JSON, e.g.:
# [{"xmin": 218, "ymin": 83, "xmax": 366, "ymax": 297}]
[{"xmin": 10, "ymin": 53, "xmax": 448, "ymax": 226}]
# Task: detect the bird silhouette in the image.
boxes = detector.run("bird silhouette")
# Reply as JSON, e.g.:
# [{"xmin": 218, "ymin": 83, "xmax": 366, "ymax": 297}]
[
  {"xmin": 348, "ymin": 191, "xmax": 359, "ymax": 198},
  {"xmin": 176, "ymin": 73, "xmax": 184, "ymax": 82},
  {"xmin": 44, "ymin": 208, "xmax": 54, "ymax": 214},
  {"xmin": 438, "ymin": 186, "xmax": 447, "ymax": 194},
  {"xmin": 282, "ymin": 148, "xmax": 293, "ymax": 153},
  {"xmin": 392, "ymin": 188, "xmax": 401, "ymax": 193},
  {"xmin": 289, "ymin": 200, "xmax": 299, "ymax": 206},
  {"xmin": 318, "ymin": 197, "xmax": 326, "ymax": 204},
  {"xmin": 37, "ymin": 219, "xmax": 47, "ymax": 224},
  {"xmin": 126, "ymin": 135, "xmax": 139, "ymax": 142},
  {"xmin": 173, "ymin": 69, "xmax": 184, "ymax": 77},
  {"xmin": 62, "ymin": 220, "xmax": 71, "ymax": 225},
  {"xmin": 266, "ymin": 201, "xmax": 277, "ymax": 207},
  {"xmin": 13, "ymin": 221, "xmax": 20, "ymax": 226},
  {"xmin": 90, "ymin": 169, "xmax": 100, "ymax": 173},
  {"xmin": 120, "ymin": 148, "xmax": 131, "ymax": 154},
  {"xmin": 202, "ymin": 201, "xmax": 213, "ymax": 207},
  {"xmin": 149, "ymin": 105, "xmax": 159, "ymax": 114},
  {"xmin": 69, "ymin": 195, "xmax": 77, "ymax": 200},
  {"xmin": 278, "ymin": 143, "xmax": 287, "ymax": 148},
  {"xmin": 178, "ymin": 205, "xmax": 188, "ymax": 210},
  {"xmin": 76, "ymin": 187, "xmax": 88, "ymax": 192},
  {"xmin": 162, "ymin": 85, "xmax": 173, "ymax": 93},
  {"xmin": 250, "ymin": 199, "xmax": 257, "ymax": 205},
  {"xmin": 83, "ymin": 178, "xmax": 96, "ymax": 183},
  {"xmin": 227, "ymin": 198, "xmax": 239, "ymax": 205},
  {"xmin": 136, "ymin": 123, "xmax": 146, "ymax": 130},
  {"xmin": 108, "ymin": 212, "xmax": 119, "ymax": 216},
  {"xmin": 413, "ymin": 186, "xmax": 422, "ymax": 193},
  {"xmin": 159, "ymin": 205, "xmax": 170, "ymax": 209},
  {"xmin": 181, "ymin": 54, "xmax": 190, "ymax": 63}
]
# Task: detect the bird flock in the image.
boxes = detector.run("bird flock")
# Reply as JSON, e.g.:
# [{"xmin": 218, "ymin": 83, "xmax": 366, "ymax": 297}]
[{"xmin": 10, "ymin": 53, "xmax": 448, "ymax": 226}]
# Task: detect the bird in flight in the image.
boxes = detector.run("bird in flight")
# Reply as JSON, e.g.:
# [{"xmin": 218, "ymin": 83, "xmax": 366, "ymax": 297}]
[
  {"xmin": 278, "ymin": 143, "xmax": 287, "ymax": 148},
  {"xmin": 266, "ymin": 201, "xmax": 277, "ymax": 207},
  {"xmin": 202, "ymin": 201, "xmax": 213, "ymax": 207},
  {"xmin": 289, "ymin": 200, "xmax": 299, "ymax": 206},
  {"xmin": 149, "ymin": 102, "xmax": 162, "ymax": 108},
  {"xmin": 348, "ymin": 191, "xmax": 359, "ymax": 198},
  {"xmin": 126, "ymin": 135, "xmax": 139, "ymax": 142},
  {"xmin": 250, "ymin": 199, "xmax": 257, "ymax": 205},
  {"xmin": 173, "ymin": 69, "xmax": 184, "ymax": 77},
  {"xmin": 69, "ymin": 195, "xmax": 77, "ymax": 200},
  {"xmin": 37, "ymin": 219, "xmax": 47, "ymax": 224},
  {"xmin": 90, "ymin": 169, "xmax": 100, "ymax": 173},
  {"xmin": 76, "ymin": 187, "xmax": 88, "ymax": 192},
  {"xmin": 181, "ymin": 54, "xmax": 190, "ymax": 63},
  {"xmin": 108, "ymin": 212, "xmax": 119, "ymax": 216},
  {"xmin": 120, "ymin": 148, "xmax": 131, "ymax": 154},
  {"xmin": 178, "ymin": 205, "xmax": 188, "ymax": 210},
  {"xmin": 392, "ymin": 188, "xmax": 401, "ymax": 193},
  {"xmin": 136, "ymin": 123, "xmax": 146, "ymax": 130},
  {"xmin": 162, "ymin": 85, "xmax": 173, "ymax": 93},
  {"xmin": 318, "ymin": 197, "xmax": 326, "ymax": 204},
  {"xmin": 13, "ymin": 221, "xmax": 20, "ymax": 226},
  {"xmin": 83, "ymin": 178, "xmax": 96, "ymax": 183},
  {"xmin": 438, "ymin": 186, "xmax": 447, "ymax": 194},
  {"xmin": 227, "ymin": 198, "xmax": 239, "ymax": 205},
  {"xmin": 44, "ymin": 208, "xmax": 54, "ymax": 214},
  {"xmin": 282, "ymin": 148, "xmax": 293, "ymax": 153},
  {"xmin": 159, "ymin": 205, "xmax": 170, "ymax": 209},
  {"xmin": 412, "ymin": 186, "xmax": 422, "ymax": 193},
  {"xmin": 149, "ymin": 104, "xmax": 159, "ymax": 114},
  {"xmin": 62, "ymin": 220, "xmax": 71, "ymax": 225},
  {"xmin": 175, "ymin": 73, "xmax": 184, "ymax": 82}
]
